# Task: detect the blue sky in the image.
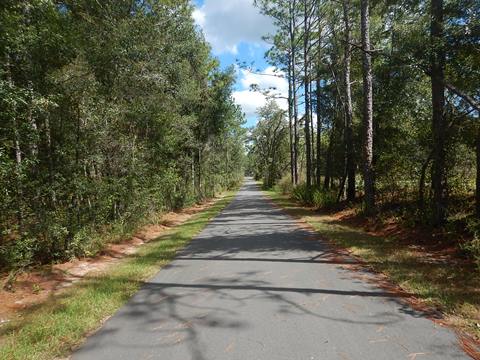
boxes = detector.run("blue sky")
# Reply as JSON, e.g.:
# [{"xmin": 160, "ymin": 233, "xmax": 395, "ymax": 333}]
[{"xmin": 192, "ymin": 0, "xmax": 288, "ymax": 127}]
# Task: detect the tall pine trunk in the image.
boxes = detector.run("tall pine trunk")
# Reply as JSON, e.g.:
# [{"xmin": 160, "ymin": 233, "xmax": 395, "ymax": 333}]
[
  {"xmin": 361, "ymin": 0, "xmax": 375, "ymax": 213},
  {"xmin": 6, "ymin": 54, "xmax": 24, "ymax": 230},
  {"xmin": 316, "ymin": 77, "xmax": 322, "ymax": 187},
  {"xmin": 430, "ymin": 0, "xmax": 446, "ymax": 226},
  {"xmin": 288, "ymin": 57, "xmax": 295, "ymax": 184},
  {"xmin": 343, "ymin": 0, "xmax": 356, "ymax": 201},
  {"xmin": 290, "ymin": 0, "xmax": 299, "ymax": 185},
  {"xmin": 476, "ymin": 125, "xmax": 480, "ymax": 217},
  {"xmin": 310, "ymin": 74, "xmax": 315, "ymax": 182},
  {"xmin": 315, "ymin": 0, "xmax": 322, "ymax": 188},
  {"xmin": 304, "ymin": 0, "xmax": 312, "ymax": 189}
]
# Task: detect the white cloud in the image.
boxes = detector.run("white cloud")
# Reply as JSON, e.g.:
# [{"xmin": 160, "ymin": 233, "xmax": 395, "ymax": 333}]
[
  {"xmin": 192, "ymin": 8, "xmax": 205, "ymax": 27},
  {"xmin": 239, "ymin": 66, "xmax": 289, "ymax": 95},
  {"xmin": 192, "ymin": 0, "xmax": 275, "ymax": 54},
  {"xmin": 232, "ymin": 90, "xmax": 268, "ymax": 119},
  {"xmin": 233, "ymin": 66, "xmax": 289, "ymax": 120}
]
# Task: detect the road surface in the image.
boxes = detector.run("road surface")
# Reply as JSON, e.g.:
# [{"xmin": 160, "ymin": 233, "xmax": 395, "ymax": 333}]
[{"xmin": 74, "ymin": 179, "xmax": 468, "ymax": 359}]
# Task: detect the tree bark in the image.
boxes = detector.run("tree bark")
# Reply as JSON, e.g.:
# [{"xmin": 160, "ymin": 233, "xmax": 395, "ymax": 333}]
[
  {"xmin": 430, "ymin": 0, "xmax": 446, "ymax": 226},
  {"xmin": 324, "ymin": 125, "xmax": 334, "ymax": 190},
  {"xmin": 476, "ymin": 125, "xmax": 480, "ymax": 217},
  {"xmin": 315, "ymin": 2, "xmax": 322, "ymax": 187},
  {"xmin": 288, "ymin": 56, "xmax": 295, "ymax": 184},
  {"xmin": 418, "ymin": 151, "xmax": 433, "ymax": 217},
  {"xmin": 343, "ymin": 0, "xmax": 356, "ymax": 202},
  {"xmin": 316, "ymin": 76, "xmax": 322, "ymax": 187},
  {"xmin": 309, "ymin": 72, "xmax": 315, "ymax": 182},
  {"xmin": 27, "ymin": 82, "xmax": 38, "ymax": 159},
  {"xmin": 360, "ymin": 0, "xmax": 375, "ymax": 214},
  {"xmin": 290, "ymin": 0, "xmax": 299, "ymax": 185},
  {"xmin": 6, "ymin": 54, "xmax": 24, "ymax": 230},
  {"xmin": 304, "ymin": 0, "xmax": 312, "ymax": 189}
]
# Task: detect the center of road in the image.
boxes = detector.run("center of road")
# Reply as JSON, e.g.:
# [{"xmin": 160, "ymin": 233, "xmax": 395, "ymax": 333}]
[{"xmin": 74, "ymin": 179, "xmax": 468, "ymax": 360}]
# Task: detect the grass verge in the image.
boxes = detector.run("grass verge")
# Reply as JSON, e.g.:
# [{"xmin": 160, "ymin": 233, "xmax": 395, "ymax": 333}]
[
  {"xmin": 0, "ymin": 191, "xmax": 237, "ymax": 360},
  {"xmin": 263, "ymin": 188, "xmax": 480, "ymax": 342}
]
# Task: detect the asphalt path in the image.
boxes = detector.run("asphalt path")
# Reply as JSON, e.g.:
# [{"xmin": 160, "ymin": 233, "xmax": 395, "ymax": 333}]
[{"xmin": 73, "ymin": 179, "xmax": 469, "ymax": 360}]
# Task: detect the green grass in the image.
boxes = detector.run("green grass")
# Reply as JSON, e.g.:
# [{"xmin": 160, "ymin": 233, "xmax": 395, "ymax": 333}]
[
  {"xmin": 263, "ymin": 188, "xmax": 480, "ymax": 340},
  {"xmin": 0, "ymin": 191, "xmax": 237, "ymax": 360}
]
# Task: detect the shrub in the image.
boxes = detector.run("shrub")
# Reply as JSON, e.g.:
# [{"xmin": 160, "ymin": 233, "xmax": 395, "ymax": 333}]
[
  {"xmin": 0, "ymin": 237, "xmax": 38, "ymax": 270},
  {"xmin": 463, "ymin": 237, "xmax": 480, "ymax": 271},
  {"xmin": 276, "ymin": 174, "xmax": 294, "ymax": 195},
  {"xmin": 292, "ymin": 184, "xmax": 313, "ymax": 205},
  {"xmin": 312, "ymin": 188, "xmax": 337, "ymax": 209},
  {"xmin": 291, "ymin": 184, "xmax": 337, "ymax": 209},
  {"xmin": 463, "ymin": 218, "xmax": 480, "ymax": 270}
]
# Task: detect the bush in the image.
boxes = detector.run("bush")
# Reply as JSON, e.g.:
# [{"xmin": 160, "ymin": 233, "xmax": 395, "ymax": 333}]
[
  {"xmin": 276, "ymin": 174, "xmax": 294, "ymax": 195},
  {"xmin": 463, "ymin": 218, "xmax": 480, "ymax": 270},
  {"xmin": 292, "ymin": 184, "xmax": 313, "ymax": 205},
  {"xmin": 291, "ymin": 184, "xmax": 337, "ymax": 209},
  {"xmin": 0, "ymin": 237, "xmax": 38, "ymax": 270},
  {"xmin": 463, "ymin": 237, "xmax": 480, "ymax": 271},
  {"xmin": 312, "ymin": 188, "xmax": 337, "ymax": 209}
]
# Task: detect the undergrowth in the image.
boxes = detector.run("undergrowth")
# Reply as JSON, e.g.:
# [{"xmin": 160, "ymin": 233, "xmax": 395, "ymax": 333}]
[{"xmin": 0, "ymin": 191, "xmax": 237, "ymax": 360}]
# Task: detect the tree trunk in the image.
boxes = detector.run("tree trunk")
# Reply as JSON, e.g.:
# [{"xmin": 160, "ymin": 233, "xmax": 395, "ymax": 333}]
[
  {"xmin": 360, "ymin": 0, "xmax": 375, "ymax": 214},
  {"xmin": 316, "ymin": 0, "xmax": 322, "ymax": 187},
  {"xmin": 288, "ymin": 56, "xmax": 295, "ymax": 184},
  {"xmin": 316, "ymin": 77, "xmax": 322, "ymax": 187},
  {"xmin": 191, "ymin": 150, "xmax": 195, "ymax": 191},
  {"xmin": 293, "ymin": 79, "xmax": 300, "ymax": 185},
  {"xmin": 430, "ymin": 0, "xmax": 446, "ymax": 226},
  {"xmin": 27, "ymin": 83, "xmax": 38, "ymax": 159},
  {"xmin": 197, "ymin": 148, "xmax": 202, "ymax": 197},
  {"xmin": 290, "ymin": 0, "xmax": 299, "ymax": 185},
  {"xmin": 476, "ymin": 125, "xmax": 480, "ymax": 217},
  {"xmin": 13, "ymin": 116, "xmax": 23, "ymax": 229},
  {"xmin": 343, "ymin": 0, "xmax": 356, "ymax": 202},
  {"xmin": 6, "ymin": 54, "xmax": 24, "ymax": 230},
  {"xmin": 304, "ymin": 0, "xmax": 312, "ymax": 189},
  {"xmin": 418, "ymin": 151, "xmax": 433, "ymax": 218},
  {"xmin": 309, "ymin": 74, "xmax": 315, "ymax": 182},
  {"xmin": 44, "ymin": 113, "xmax": 57, "ymax": 205},
  {"xmin": 324, "ymin": 92, "xmax": 340, "ymax": 191}
]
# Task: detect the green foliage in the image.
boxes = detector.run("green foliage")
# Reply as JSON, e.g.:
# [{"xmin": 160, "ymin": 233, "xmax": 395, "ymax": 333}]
[
  {"xmin": 275, "ymin": 174, "xmax": 294, "ymax": 195},
  {"xmin": 464, "ymin": 218, "xmax": 480, "ymax": 271},
  {"xmin": 311, "ymin": 188, "xmax": 337, "ymax": 209},
  {"xmin": 0, "ymin": 237, "xmax": 38, "ymax": 269},
  {"xmin": 0, "ymin": 191, "xmax": 236, "ymax": 360},
  {"xmin": 247, "ymin": 101, "xmax": 289, "ymax": 188},
  {"xmin": 292, "ymin": 184, "xmax": 312, "ymax": 205},
  {"xmin": 253, "ymin": 0, "xmax": 480, "ymax": 230},
  {"xmin": 290, "ymin": 184, "xmax": 336, "ymax": 209},
  {"xmin": 463, "ymin": 238, "xmax": 480, "ymax": 271},
  {"xmin": 0, "ymin": 1, "xmax": 246, "ymax": 270}
]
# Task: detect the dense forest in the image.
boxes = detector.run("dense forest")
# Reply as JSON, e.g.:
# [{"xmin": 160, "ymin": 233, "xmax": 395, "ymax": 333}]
[
  {"xmin": 0, "ymin": 1, "xmax": 246, "ymax": 270},
  {"xmin": 0, "ymin": 2, "xmax": 480, "ymax": 357},
  {"xmin": 1, "ymin": 0, "xmax": 479, "ymax": 269},
  {"xmin": 248, "ymin": 0, "xmax": 479, "ymax": 240}
]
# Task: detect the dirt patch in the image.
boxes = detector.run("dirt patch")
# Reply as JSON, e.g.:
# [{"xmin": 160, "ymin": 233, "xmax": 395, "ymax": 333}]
[
  {"xmin": 0, "ymin": 198, "xmax": 219, "ymax": 326},
  {"xmin": 327, "ymin": 207, "xmax": 473, "ymax": 267}
]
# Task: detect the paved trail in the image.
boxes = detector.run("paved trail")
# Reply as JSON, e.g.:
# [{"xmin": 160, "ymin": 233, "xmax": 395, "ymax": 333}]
[{"xmin": 74, "ymin": 179, "xmax": 468, "ymax": 360}]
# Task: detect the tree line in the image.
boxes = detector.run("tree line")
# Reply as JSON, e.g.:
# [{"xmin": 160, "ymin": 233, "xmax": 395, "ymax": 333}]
[
  {"xmin": 0, "ymin": 1, "xmax": 245, "ymax": 270},
  {"xmin": 249, "ymin": 0, "xmax": 479, "ymax": 227}
]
